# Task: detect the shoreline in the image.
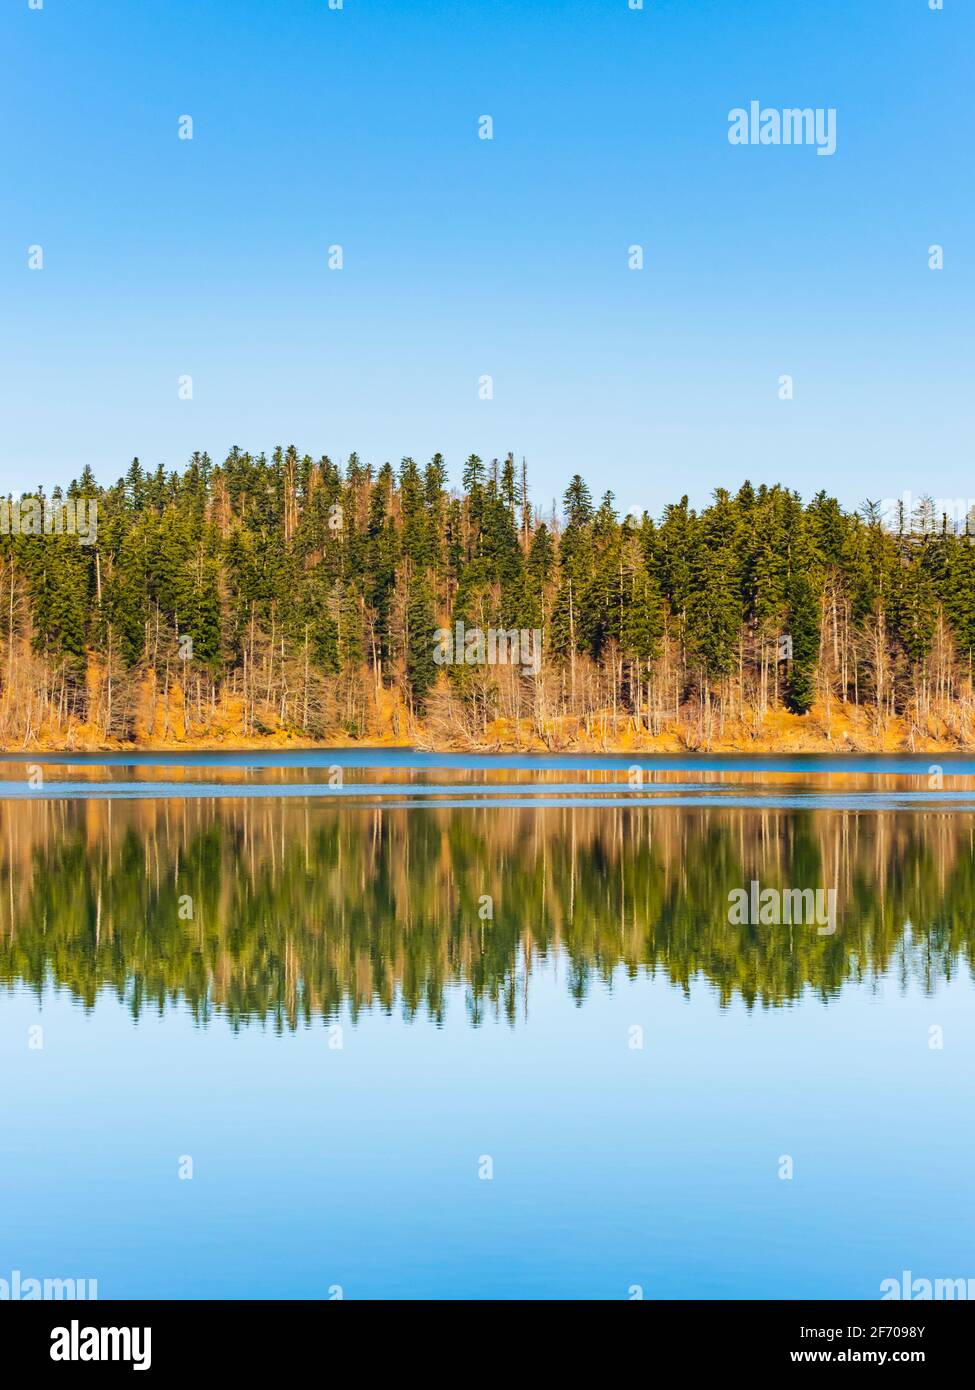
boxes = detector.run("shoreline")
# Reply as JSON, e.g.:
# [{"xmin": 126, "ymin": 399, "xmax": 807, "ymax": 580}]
[
  {"xmin": 2, "ymin": 735, "xmax": 973, "ymax": 758},
  {"xmin": 3, "ymin": 699, "xmax": 974, "ymax": 759}
]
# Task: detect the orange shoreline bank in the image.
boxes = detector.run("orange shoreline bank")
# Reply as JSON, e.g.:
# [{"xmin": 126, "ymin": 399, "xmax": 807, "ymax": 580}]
[{"xmin": 1, "ymin": 708, "xmax": 973, "ymax": 757}]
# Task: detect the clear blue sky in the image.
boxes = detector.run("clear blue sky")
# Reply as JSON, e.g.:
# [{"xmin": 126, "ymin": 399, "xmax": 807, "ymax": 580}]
[{"xmin": 2, "ymin": 0, "xmax": 972, "ymax": 517}]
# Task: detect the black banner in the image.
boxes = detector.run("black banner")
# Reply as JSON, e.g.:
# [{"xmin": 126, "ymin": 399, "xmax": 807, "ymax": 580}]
[{"xmin": 2, "ymin": 1298, "xmax": 972, "ymax": 1374}]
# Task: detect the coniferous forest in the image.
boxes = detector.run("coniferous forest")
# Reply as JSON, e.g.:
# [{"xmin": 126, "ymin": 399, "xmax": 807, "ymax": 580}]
[{"xmin": 4, "ymin": 446, "xmax": 975, "ymax": 749}]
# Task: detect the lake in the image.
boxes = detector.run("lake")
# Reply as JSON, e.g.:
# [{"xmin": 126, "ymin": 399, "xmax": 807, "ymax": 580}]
[{"xmin": 1, "ymin": 752, "xmax": 973, "ymax": 1299}]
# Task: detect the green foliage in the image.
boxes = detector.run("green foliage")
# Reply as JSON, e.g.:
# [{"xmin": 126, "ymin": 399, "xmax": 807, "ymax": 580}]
[
  {"xmin": 2, "ymin": 453, "xmax": 973, "ymax": 734},
  {"xmin": 405, "ymin": 574, "xmax": 437, "ymax": 713},
  {"xmin": 785, "ymin": 571, "xmax": 819, "ymax": 713}
]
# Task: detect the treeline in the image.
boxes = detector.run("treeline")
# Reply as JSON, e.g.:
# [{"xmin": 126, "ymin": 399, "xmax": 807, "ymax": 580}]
[{"xmin": 3, "ymin": 447, "xmax": 975, "ymax": 746}]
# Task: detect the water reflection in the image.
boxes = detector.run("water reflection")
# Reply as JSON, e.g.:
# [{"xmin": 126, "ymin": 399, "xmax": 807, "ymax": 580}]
[{"xmin": 1, "ymin": 796, "xmax": 972, "ymax": 1028}]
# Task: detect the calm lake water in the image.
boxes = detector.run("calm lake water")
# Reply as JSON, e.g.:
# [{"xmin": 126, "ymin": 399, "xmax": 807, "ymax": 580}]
[{"xmin": 2, "ymin": 752, "xmax": 973, "ymax": 1299}]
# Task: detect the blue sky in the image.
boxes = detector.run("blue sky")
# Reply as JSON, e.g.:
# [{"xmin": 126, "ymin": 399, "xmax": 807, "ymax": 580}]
[{"xmin": 2, "ymin": 0, "xmax": 972, "ymax": 516}]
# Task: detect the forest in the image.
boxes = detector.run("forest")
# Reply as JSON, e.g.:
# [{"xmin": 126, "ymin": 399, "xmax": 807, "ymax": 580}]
[{"xmin": 2, "ymin": 446, "xmax": 975, "ymax": 749}]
